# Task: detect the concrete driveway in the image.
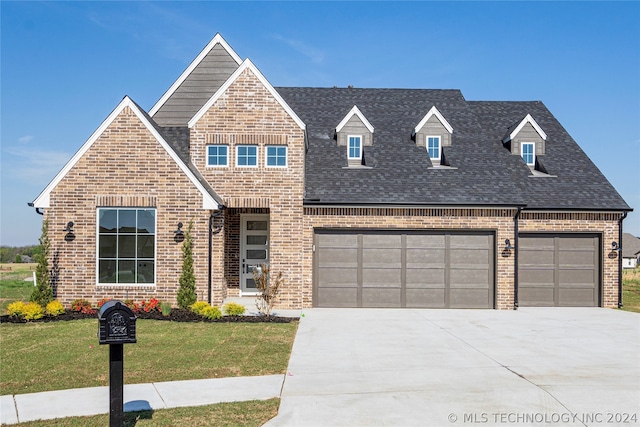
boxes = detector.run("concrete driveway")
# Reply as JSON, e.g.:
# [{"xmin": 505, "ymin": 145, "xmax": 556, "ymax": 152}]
[{"xmin": 264, "ymin": 308, "xmax": 640, "ymax": 427}]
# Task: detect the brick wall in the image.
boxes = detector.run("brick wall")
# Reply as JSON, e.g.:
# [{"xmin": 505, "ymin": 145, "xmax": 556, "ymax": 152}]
[{"xmin": 46, "ymin": 106, "xmax": 211, "ymax": 307}]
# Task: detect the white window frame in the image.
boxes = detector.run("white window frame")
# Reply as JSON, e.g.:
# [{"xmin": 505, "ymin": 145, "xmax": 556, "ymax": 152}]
[
  {"xmin": 206, "ymin": 144, "xmax": 229, "ymax": 167},
  {"xmin": 348, "ymin": 135, "xmax": 362, "ymax": 160},
  {"xmin": 96, "ymin": 208, "xmax": 157, "ymax": 287},
  {"xmin": 236, "ymin": 145, "xmax": 258, "ymax": 167},
  {"xmin": 521, "ymin": 142, "xmax": 535, "ymax": 166},
  {"xmin": 427, "ymin": 136, "xmax": 441, "ymax": 161},
  {"xmin": 265, "ymin": 145, "xmax": 288, "ymax": 168}
]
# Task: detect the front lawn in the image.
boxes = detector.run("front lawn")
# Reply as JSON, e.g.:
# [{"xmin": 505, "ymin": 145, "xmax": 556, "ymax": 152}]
[
  {"xmin": 622, "ymin": 267, "xmax": 640, "ymax": 313},
  {"xmin": 1, "ymin": 319, "xmax": 297, "ymax": 395},
  {"xmin": 7, "ymin": 399, "xmax": 279, "ymax": 427},
  {"xmin": 0, "ymin": 263, "xmax": 36, "ymax": 314}
]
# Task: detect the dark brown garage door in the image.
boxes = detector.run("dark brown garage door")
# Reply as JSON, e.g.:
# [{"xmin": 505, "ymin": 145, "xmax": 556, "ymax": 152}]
[
  {"xmin": 313, "ymin": 231, "xmax": 495, "ymax": 308},
  {"xmin": 519, "ymin": 234, "xmax": 600, "ymax": 307}
]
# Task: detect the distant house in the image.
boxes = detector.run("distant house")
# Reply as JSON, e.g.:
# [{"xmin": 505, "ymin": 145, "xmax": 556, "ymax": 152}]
[
  {"xmin": 30, "ymin": 34, "xmax": 632, "ymax": 309},
  {"xmin": 622, "ymin": 233, "xmax": 640, "ymax": 269}
]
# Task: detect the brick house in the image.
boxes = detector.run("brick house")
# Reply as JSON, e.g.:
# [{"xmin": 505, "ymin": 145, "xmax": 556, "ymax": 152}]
[{"xmin": 30, "ymin": 34, "xmax": 631, "ymax": 309}]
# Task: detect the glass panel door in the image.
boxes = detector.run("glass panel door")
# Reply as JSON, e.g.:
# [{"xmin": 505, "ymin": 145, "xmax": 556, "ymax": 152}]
[{"xmin": 240, "ymin": 214, "xmax": 269, "ymax": 294}]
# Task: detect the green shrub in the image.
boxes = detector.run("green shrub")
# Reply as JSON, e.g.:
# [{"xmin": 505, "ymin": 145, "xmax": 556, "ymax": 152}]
[
  {"xmin": 189, "ymin": 301, "xmax": 210, "ymax": 316},
  {"xmin": 222, "ymin": 302, "xmax": 246, "ymax": 316},
  {"xmin": 160, "ymin": 302, "xmax": 172, "ymax": 317},
  {"xmin": 22, "ymin": 302, "xmax": 44, "ymax": 320},
  {"xmin": 31, "ymin": 219, "xmax": 54, "ymax": 307},
  {"xmin": 7, "ymin": 301, "xmax": 26, "ymax": 317},
  {"xmin": 45, "ymin": 300, "xmax": 65, "ymax": 316},
  {"xmin": 201, "ymin": 305, "xmax": 222, "ymax": 320},
  {"xmin": 177, "ymin": 221, "xmax": 197, "ymax": 309}
]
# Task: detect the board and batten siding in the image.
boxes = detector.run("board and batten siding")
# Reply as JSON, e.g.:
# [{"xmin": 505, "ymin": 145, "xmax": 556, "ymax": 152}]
[
  {"xmin": 510, "ymin": 122, "xmax": 545, "ymax": 156},
  {"xmin": 415, "ymin": 115, "xmax": 452, "ymax": 148},
  {"xmin": 152, "ymin": 44, "xmax": 240, "ymax": 127}
]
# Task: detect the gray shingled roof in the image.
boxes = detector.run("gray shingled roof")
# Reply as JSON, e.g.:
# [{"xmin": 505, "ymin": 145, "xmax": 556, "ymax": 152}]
[
  {"xmin": 622, "ymin": 233, "xmax": 640, "ymax": 257},
  {"xmin": 276, "ymin": 87, "xmax": 630, "ymax": 210}
]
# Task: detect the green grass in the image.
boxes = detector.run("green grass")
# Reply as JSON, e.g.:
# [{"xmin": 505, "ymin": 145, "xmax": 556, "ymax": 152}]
[
  {"xmin": 7, "ymin": 398, "xmax": 279, "ymax": 427},
  {"xmin": 0, "ymin": 263, "xmax": 36, "ymax": 313},
  {"xmin": 622, "ymin": 267, "xmax": 640, "ymax": 313},
  {"xmin": 1, "ymin": 319, "xmax": 297, "ymax": 395}
]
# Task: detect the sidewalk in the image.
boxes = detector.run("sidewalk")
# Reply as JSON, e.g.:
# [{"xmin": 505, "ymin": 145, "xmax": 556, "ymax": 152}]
[{"xmin": 1, "ymin": 374, "xmax": 284, "ymax": 425}]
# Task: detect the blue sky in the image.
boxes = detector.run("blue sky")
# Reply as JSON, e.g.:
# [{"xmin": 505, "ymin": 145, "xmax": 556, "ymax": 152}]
[{"xmin": 1, "ymin": 1, "xmax": 639, "ymax": 246}]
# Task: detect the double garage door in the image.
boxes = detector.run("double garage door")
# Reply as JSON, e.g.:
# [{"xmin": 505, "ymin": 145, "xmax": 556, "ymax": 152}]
[
  {"xmin": 313, "ymin": 230, "xmax": 495, "ymax": 309},
  {"xmin": 519, "ymin": 234, "xmax": 600, "ymax": 307}
]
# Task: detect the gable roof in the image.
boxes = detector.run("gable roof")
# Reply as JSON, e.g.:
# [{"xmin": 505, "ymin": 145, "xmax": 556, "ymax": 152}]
[
  {"xmin": 335, "ymin": 105, "xmax": 375, "ymax": 134},
  {"xmin": 31, "ymin": 96, "xmax": 223, "ymax": 210},
  {"xmin": 622, "ymin": 233, "xmax": 640, "ymax": 257},
  {"xmin": 413, "ymin": 105, "xmax": 454, "ymax": 135},
  {"xmin": 150, "ymin": 34, "xmax": 242, "ymax": 126},
  {"xmin": 502, "ymin": 113, "xmax": 547, "ymax": 143},
  {"xmin": 188, "ymin": 59, "xmax": 305, "ymax": 130}
]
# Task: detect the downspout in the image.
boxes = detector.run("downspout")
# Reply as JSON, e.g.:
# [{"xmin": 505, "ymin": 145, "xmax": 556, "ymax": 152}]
[
  {"xmin": 618, "ymin": 211, "xmax": 628, "ymax": 308},
  {"xmin": 27, "ymin": 202, "xmax": 44, "ymax": 216},
  {"xmin": 207, "ymin": 205, "xmax": 225, "ymax": 305},
  {"xmin": 513, "ymin": 207, "xmax": 522, "ymax": 310}
]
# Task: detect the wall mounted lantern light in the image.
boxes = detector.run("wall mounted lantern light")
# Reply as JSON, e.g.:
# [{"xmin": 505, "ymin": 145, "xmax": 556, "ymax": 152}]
[
  {"xmin": 63, "ymin": 221, "xmax": 76, "ymax": 242},
  {"xmin": 611, "ymin": 241, "xmax": 622, "ymax": 252},
  {"xmin": 504, "ymin": 239, "xmax": 514, "ymax": 251},
  {"xmin": 174, "ymin": 222, "xmax": 185, "ymax": 243}
]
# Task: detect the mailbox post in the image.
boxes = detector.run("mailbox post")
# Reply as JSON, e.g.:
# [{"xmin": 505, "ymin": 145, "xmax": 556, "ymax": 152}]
[{"xmin": 98, "ymin": 301, "xmax": 137, "ymax": 427}]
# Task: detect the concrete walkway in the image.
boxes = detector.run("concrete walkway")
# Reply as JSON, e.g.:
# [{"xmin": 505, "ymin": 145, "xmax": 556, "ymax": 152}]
[{"xmin": 0, "ymin": 374, "xmax": 284, "ymax": 424}]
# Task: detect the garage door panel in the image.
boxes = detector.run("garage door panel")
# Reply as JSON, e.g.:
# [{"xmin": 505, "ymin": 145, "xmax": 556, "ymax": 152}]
[
  {"xmin": 317, "ymin": 234, "xmax": 357, "ymax": 248},
  {"xmin": 406, "ymin": 289, "xmax": 446, "ymax": 308},
  {"xmin": 559, "ymin": 237, "xmax": 596, "ymax": 249},
  {"xmin": 362, "ymin": 268, "xmax": 401, "ymax": 287},
  {"xmin": 363, "ymin": 234, "xmax": 401, "ymax": 248},
  {"xmin": 519, "ymin": 268, "xmax": 554, "ymax": 285},
  {"xmin": 362, "ymin": 248, "xmax": 401, "ymax": 267},
  {"xmin": 559, "ymin": 288, "xmax": 597, "ymax": 306},
  {"xmin": 450, "ymin": 289, "xmax": 491, "ymax": 309},
  {"xmin": 450, "ymin": 248, "xmax": 489, "ymax": 264},
  {"xmin": 317, "ymin": 268, "xmax": 357, "ymax": 287},
  {"xmin": 406, "ymin": 234, "xmax": 445, "ymax": 248},
  {"xmin": 318, "ymin": 248, "xmax": 357, "ymax": 268},
  {"xmin": 559, "ymin": 269, "xmax": 596, "ymax": 285},
  {"xmin": 559, "ymin": 251, "xmax": 596, "ymax": 266},
  {"xmin": 406, "ymin": 248, "xmax": 445, "ymax": 266},
  {"xmin": 519, "ymin": 287, "xmax": 555, "ymax": 306},
  {"xmin": 520, "ymin": 249, "xmax": 554, "ymax": 266},
  {"xmin": 317, "ymin": 288, "xmax": 358, "ymax": 307},
  {"xmin": 406, "ymin": 268, "xmax": 445, "ymax": 287},
  {"xmin": 450, "ymin": 234, "xmax": 490, "ymax": 248},
  {"xmin": 519, "ymin": 237, "xmax": 554, "ymax": 250},
  {"xmin": 450, "ymin": 268, "xmax": 490, "ymax": 286},
  {"xmin": 362, "ymin": 288, "xmax": 401, "ymax": 307}
]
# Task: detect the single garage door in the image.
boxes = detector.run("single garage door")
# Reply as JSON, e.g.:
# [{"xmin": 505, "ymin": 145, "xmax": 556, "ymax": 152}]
[
  {"xmin": 313, "ymin": 230, "xmax": 495, "ymax": 308},
  {"xmin": 519, "ymin": 234, "xmax": 600, "ymax": 307}
]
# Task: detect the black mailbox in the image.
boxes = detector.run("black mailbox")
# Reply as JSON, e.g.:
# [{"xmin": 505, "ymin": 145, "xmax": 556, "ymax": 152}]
[{"xmin": 98, "ymin": 300, "xmax": 137, "ymax": 345}]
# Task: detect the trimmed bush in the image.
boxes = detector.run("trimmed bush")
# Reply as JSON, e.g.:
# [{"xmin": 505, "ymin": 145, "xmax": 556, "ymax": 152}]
[
  {"xmin": 160, "ymin": 302, "xmax": 172, "ymax": 317},
  {"xmin": 189, "ymin": 301, "xmax": 210, "ymax": 316},
  {"xmin": 201, "ymin": 305, "xmax": 222, "ymax": 320},
  {"xmin": 22, "ymin": 302, "xmax": 44, "ymax": 320},
  {"xmin": 45, "ymin": 300, "xmax": 65, "ymax": 316},
  {"xmin": 222, "ymin": 302, "xmax": 246, "ymax": 316},
  {"xmin": 7, "ymin": 301, "xmax": 26, "ymax": 317}
]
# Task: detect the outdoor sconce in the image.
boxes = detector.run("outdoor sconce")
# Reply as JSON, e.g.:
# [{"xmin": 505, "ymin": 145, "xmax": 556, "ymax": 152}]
[
  {"xmin": 611, "ymin": 241, "xmax": 622, "ymax": 252},
  {"xmin": 174, "ymin": 222, "xmax": 185, "ymax": 243},
  {"xmin": 504, "ymin": 239, "xmax": 514, "ymax": 251},
  {"xmin": 63, "ymin": 221, "xmax": 75, "ymax": 242}
]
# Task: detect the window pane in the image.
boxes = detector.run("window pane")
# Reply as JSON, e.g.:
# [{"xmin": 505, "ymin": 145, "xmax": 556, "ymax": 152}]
[
  {"xmin": 137, "ymin": 261, "xmax": 154, "ymax": 284},
  {"xmin": 118, "ymin": 235, "xmax": 136, "ymax": 258},
  {"xmin": 247, "ymin": 221, "xmax": 268, "ymax": 230},
  {"xmin": 137, "ymin": 210, "xmax": 155, "ymax": 234},
  {"xmin": 118, "ymin": 210, "xmax": 136, "ymax": 233},
  {"xmin": 247, "ymin": 249, "xmax": 267, "ymax": 259},
  {"xmin": 99, "ymin": 235, "xmax": 117, "ymax": 258},
  {"xmin": 247, "ymin": 235, "xmax": 268, "ymax": 245},
  {"xmin": 99, "ymin": 210, "xmax": 117, "ymax": 233},
  {"xmin": 117, "ymin": 260, "xmax": 136, "ymax": 283},
  {"xmin": 137, "ymin": 235, "xmax": 155, "ymax": 258},
  {"xmin": 99, "ymin": 260, "xmax": 116, "ymax": 283}
]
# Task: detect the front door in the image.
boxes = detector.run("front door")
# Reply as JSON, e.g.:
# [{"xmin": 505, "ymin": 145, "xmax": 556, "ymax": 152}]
[{"xmin": 240, "ymin": 214, "xmax": 269, "ymax": 294}]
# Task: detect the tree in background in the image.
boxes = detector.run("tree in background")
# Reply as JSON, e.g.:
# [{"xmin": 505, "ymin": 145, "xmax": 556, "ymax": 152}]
[
  {"xmin": 31, "ymin": 219, "xmax": 54, "ymax": 307},
  {"xmin": 177, "ymin": 221, "xmax": 197, "ymax": 309}
]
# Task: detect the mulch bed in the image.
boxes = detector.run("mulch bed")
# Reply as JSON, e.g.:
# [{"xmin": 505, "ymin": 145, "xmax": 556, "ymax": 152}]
[{"xmin": 0, "ymin": 309, "xmax": 298, "ymax": 324}]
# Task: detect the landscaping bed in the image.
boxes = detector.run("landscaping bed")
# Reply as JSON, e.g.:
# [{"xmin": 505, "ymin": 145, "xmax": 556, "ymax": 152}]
[{"xmin": 0, "ymin": 308, "xmax": 297, "ymax": 324}]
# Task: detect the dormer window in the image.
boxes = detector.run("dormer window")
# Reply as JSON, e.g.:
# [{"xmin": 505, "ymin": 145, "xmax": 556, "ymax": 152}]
[
  {"xmin": 427, "ymin": 136, "xmax": 441, "ymax": 161},
  {"xmin": 521, "ymin": 142, "xmax": 535, "ymax": 166},
  {"xmin": 335, "ymin": 106, "xmax": 374, "ymax": 167},
  {"xmin": 414, "ymin": 106, "xmax": 453, "ymax": 166},
  {"xmin": 348, "ymin": 136, "xmax": 362, "ymax": 160}
]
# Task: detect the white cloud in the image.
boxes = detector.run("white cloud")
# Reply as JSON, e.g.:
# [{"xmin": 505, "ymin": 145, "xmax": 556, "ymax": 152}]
[
  {"xmin": 272, "ymin": 34, "xmax": 325, "ymax": 65},
  {"xmin": 18, "ymin": 135, "xmax": 34, "ymax": 144},
  {"xmin": 2, "ymin": 146, "xmax": 70, "ymax": 185}
]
